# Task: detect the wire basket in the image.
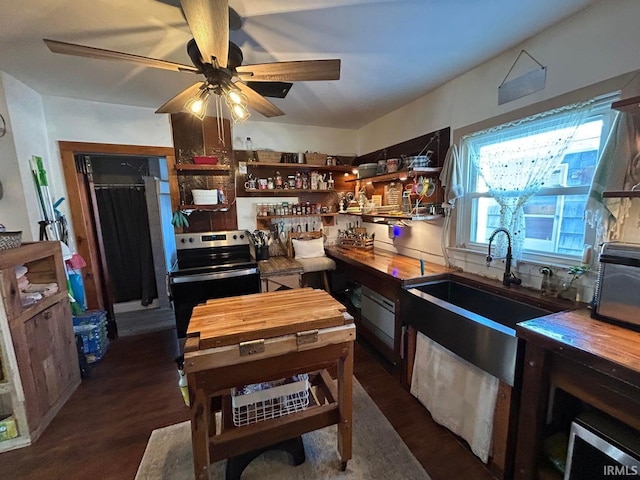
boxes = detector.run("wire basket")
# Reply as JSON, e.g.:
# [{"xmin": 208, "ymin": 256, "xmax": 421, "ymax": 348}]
[
  {"xmin": 231, "ymin": 374, "xmax": 310, "ymax": 427},
  {"xmin": 0, "ymin": 231, "xmax": 22, "ymax": 250}
]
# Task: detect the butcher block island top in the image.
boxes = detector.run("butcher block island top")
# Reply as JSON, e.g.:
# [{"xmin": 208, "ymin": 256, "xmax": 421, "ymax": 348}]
[
  {"xmin": 325, "ymin": 246, "xmax": 451, "ymax": 286},
  {"xmin": 186, "ymin": 288, "xmax": 349, "ymax": 350}
]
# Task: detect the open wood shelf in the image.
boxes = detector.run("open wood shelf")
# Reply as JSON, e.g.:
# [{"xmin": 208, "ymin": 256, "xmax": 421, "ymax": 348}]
[
  {"xmin": 175, "ymin": 164, "xmax": 231, "ymax": 172},
  {"xmin": 179, "ymin": 203, "xmax": 229, "ymax": 211},
  {"xmin": 246, "ymin": 162, "xmax": 354, "ymax": 173},
  {"xmin": 611, "ymin": 95, "xmax": 640, "ymax": 114},
  {"xmin": 602, "ymin": 190, "xmax": 640, "ymax": 198},
  {"xmin": 340, "ymin": 212, "xmax": 443, "ymax": 223},
  {"xmin": 244, "ymin": 188, "xmax": 338, "ymax": 194},
  {"xmin": 345, "ymin": 167, "xmax": 442, "ymax": 183},
  {"xmin": 258, "ymin": 213, "xmax": 339, "ymax": 220}
]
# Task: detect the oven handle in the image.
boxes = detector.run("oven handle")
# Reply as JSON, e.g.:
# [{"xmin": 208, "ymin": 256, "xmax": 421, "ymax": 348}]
[{"xmin": 170, "ymin": 267, "xmax": 259, "ymax": 284}]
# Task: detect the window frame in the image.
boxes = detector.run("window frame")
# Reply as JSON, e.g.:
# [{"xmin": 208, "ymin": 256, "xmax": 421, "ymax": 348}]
[{"xmin": 455, "ymin": 97, "xmax": 618, "ymax": 265}]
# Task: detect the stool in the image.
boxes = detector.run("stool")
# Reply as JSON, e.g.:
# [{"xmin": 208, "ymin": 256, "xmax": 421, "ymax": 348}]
[
  {"xmin": 295, "ymin": 257, "xmax": 336, "ymax": 291},
  {"xmin": 287, "ymin": 231, "xmax": 336, "ymax": 292},
  {"xmin": 225, "ymin": 435, "xmax": 306, "ymax": 480}
]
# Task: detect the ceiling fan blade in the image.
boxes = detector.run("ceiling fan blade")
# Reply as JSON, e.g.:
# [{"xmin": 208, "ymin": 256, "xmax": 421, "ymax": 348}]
[
  {"xmin": 43, "ymin": 39, "xmax": 199, "ymax": 73},
  {"xmin": 236, "ymin": 59, "xmax": 341, "ymax": 82},
  {"xmin": 156, "ymin": 82, "xmax": 205, "ymax": 114},
  {"xmin": 236, "ymin": 82, "xmax": 284, "ymax": 118},
  {"xmin": 181, "ymin": 0, "xmax": 229, "ymax": 68}
]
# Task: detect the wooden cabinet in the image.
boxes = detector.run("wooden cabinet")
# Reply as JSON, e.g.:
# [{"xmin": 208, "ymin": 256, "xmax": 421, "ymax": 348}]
[
  {"xmin": 0, "ymin": 242, "xmax": 81, "ymax": 452},
  {"xmin": 514, "ymin": 310, "xmax": 640, "ymax": 480}
]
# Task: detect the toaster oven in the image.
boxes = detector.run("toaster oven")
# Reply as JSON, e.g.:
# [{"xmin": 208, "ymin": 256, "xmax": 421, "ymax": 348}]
[{"xmin": 592, "ymin": 242, "xmax": 640, "ymax": 330}]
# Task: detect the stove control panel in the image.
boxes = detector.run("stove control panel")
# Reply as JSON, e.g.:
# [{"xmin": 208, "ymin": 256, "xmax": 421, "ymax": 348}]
[{"xmin": 176, "ymin": 230, "xmax": 251, "ymax": 249}]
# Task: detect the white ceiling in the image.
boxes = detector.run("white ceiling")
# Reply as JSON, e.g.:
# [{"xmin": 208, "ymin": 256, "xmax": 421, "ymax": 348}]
[{"xmin": 0, "ymin": 0, "xmax": 600, "ymax": 129}]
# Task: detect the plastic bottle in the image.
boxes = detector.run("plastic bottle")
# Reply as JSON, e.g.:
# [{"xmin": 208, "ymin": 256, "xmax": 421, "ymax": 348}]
[
  {"xmin": 246, "ymin": 137, "xmax": 255, "ymax": 161},
  {"xmin": 178, "ymin": 368, "xmax": 189, "ymax": 406}
]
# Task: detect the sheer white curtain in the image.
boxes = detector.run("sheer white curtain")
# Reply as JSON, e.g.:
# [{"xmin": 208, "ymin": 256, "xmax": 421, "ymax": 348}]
[
  {"xmin": 586, "ymin": 112, "xmax": 640, "ymax": 245},
  {"xmin": 462, "ymin": 101, "xmax": 593, "ymax": 259}
]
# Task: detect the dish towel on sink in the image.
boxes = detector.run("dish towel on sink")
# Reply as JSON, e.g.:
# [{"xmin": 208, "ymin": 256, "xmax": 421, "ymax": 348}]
[{"xmin": 410, "ymin": 332, "xmax": 499, "ymax": 463}]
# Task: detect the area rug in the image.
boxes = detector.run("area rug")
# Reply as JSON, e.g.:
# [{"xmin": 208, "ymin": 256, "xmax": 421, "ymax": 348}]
[{"xmin": 135, "ymin": 379, "xmax": 431, "ymax": 479}]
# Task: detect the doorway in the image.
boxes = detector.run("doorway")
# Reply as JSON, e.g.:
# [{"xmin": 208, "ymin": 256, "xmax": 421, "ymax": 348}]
[{"xmin": 59, "ymin": 142, "xmax": 177, "ymax": 337}]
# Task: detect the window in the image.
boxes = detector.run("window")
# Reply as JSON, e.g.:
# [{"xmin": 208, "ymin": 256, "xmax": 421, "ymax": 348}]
[{"xmin": 459, "ymin": 97, "xmax": 617, "ymax": 261}]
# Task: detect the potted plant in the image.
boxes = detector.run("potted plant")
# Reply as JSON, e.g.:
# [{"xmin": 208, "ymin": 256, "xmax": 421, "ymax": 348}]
[
  {"xmin": 557, "ymin": 264, "xmax": 590, "ymax": 302},
  {"xmin": 538, "ymin": 266, "xmax": 558, "ymax": 297}
]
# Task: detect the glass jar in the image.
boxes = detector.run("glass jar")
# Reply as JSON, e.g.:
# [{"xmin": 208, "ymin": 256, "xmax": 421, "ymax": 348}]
[
  {"xmin": 267, "ymin": 177, "xmax": 275, "ymax": 190},
  {"xmin": 275, "ymin": 171, "xmax": 283, "ymax": 188}
]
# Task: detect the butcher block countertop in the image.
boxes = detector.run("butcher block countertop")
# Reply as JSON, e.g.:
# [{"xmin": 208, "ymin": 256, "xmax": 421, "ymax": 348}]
[
  {"xmin": 325, "ymin": 246, "xmax": 451, "ymax": 286},
  {"xmin": 186, "ymin": 288, "xmax": 348, "ymax": 350},
  {"xmin": 517, "ymin": 308, "xmax": 640, "ymax": 384}
]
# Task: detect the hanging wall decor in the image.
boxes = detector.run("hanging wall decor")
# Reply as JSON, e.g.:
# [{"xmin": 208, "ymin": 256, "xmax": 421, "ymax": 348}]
[{"xmin": 498, "ymin": 49, "xmax": 546, "ymax": 105}]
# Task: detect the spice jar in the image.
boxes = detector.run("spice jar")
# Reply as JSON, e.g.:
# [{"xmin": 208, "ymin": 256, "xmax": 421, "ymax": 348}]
[
  {"xmin": 267, "ymin": 177, "xmax": 275, "ymax": 190},
  {"xmin": 275, "ymin": 171, "xmax": 283, "ymax": 188}
]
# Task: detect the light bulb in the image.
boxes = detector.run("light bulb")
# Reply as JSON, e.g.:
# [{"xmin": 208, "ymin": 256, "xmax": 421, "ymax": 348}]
[
  {"xmin": 184, "ymin": 88, "xmax": 211, "ymax": 120},
  {"xmin": 189, "ymin": 99, "xmax": 204, "ymax": 114},
  {"xmin": 230, "ymin": 103, "xmax": 250, "ymax": 123},
  {"xmin": 227, "ymin": 90, "xmax": 242, "ymax": 104}
]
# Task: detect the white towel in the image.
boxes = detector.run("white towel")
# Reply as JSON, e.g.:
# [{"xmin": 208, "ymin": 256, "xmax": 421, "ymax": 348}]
[
  {"xmin": 439, "ymin": 144, "xmax": 465, "ymax": 207},
  {"xmin": 410, "ymin": 332, "xmax": 499, "ymax": 463}
]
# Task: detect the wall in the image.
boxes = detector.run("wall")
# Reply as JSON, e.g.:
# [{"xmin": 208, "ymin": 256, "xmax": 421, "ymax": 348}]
[
  {"xmin": 231, "ymin": 120, "xmax": 357, "ymax": 156},
  {"xmin": 0, "ymin": 73, "xmax": 53, "ymax": 241},
  {"xmin": 354, "ymin": 0, "xmax": 640, "ymax": 297}
]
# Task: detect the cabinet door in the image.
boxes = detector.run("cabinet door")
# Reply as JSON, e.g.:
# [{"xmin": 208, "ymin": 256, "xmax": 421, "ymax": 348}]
[{"xmin": 22, "ymin": 300, "xmax": 78, "ymax": 429}]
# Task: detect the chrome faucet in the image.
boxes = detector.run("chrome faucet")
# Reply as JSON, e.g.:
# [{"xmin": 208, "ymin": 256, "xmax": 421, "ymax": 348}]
[{"xmin": 486, "ymin": 228, "xmax": 522, "ymax": 287}]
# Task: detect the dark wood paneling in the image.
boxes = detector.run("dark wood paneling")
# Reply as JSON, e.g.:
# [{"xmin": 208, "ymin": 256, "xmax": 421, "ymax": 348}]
[
  {"xmin": 355, "ymin": 127, "xmax": 451, "ymax": 167},
  {"xmin": 170, "ymin": 114, "xmax": 237, "ymax": 232}
]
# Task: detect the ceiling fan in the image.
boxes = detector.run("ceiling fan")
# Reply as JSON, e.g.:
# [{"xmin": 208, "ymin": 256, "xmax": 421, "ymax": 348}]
[{"xmin": 43, "ymin": 0, "xmax": 341, "ymax": 122}]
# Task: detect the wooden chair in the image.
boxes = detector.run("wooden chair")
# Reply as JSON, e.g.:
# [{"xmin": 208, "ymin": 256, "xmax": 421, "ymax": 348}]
[{"xmin": 287, "ymin": 231, "xmax": 336, "ymax": 291}]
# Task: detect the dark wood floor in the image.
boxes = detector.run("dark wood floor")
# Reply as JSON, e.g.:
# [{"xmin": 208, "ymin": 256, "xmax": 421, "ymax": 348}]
[{"xmin": 0, "ymin": 328, "xmax": 493, "ymax": 480}]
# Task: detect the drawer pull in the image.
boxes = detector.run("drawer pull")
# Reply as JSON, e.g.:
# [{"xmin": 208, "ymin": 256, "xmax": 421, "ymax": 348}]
[
  {"xmin": 239, "ymin": 339, "xmax": 265, "ymax": 356},
  {"xmin": 44, "ymin": 311, "xmax": 52, "ymax": 320}
]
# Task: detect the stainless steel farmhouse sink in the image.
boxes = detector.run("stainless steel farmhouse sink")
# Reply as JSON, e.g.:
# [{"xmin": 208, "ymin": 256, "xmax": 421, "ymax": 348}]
[{"xmin": 401, "ymin": 279, "xmax": 556, "ymax": 386}]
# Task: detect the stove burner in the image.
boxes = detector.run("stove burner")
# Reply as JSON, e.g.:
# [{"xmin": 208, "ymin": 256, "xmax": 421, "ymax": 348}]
[{"xmin": 169, "ymin": 230, "xmax": 261, "ymax": 338}]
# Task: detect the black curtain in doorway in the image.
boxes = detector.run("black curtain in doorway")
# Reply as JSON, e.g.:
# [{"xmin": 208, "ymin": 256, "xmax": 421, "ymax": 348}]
[{"xmin": 94, "ymin": 187, "xmax": 157, "ymax": 305}]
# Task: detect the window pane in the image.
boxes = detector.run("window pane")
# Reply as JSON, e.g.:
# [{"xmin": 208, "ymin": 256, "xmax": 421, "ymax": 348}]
[
  {"xmin": 466, "ymin": 113, "xmax": 605, "ymax": 259},
  {"xmin": 471, "ymin": 194, "xmax": 589, "ymax": 255}
]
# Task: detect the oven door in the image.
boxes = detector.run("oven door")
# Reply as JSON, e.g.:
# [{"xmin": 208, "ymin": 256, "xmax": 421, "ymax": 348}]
[{"xmin": 170, "ymin": 267, "xmax": 260, "ymax": 338}]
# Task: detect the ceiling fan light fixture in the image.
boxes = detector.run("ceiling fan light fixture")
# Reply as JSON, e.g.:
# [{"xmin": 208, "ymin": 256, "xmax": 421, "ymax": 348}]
[
  {"xmin": 222, "ymin": 86, "xmax": 250, "ymax": 123},
  {"xmin": 230, "ymin": 102, "xmax": 250, "ymax": 123},
  {"xmin": 184, "ymin": 87, "xmax": 212, "ymax": 120},
  {"xmin": 226, "ymin": 88, "xmax": 243, "ymax": 105}
]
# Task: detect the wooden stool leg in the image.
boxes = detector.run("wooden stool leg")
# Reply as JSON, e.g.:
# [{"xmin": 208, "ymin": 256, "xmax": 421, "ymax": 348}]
[
  {"xmin": 322, "ymin": 271, "xmax": 331, "ymax": 292},
  {"xmin": 188, "ymin": 376, "xmax": 212, "ymax": 480},
  {"xmin": 337, "ymin": 341, "xmax": 354, "ymax": 470}
]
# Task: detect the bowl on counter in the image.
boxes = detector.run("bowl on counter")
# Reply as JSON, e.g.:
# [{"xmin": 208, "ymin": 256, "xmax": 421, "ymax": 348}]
[{"xmin": 357, "ymin": 163, "xmax": 378, "ymax": 179}]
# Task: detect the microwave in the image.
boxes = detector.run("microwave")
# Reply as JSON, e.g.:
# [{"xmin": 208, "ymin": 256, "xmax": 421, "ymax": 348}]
[
  {"xmin": 565, "ymin": 411, "xmax": 640, "ymax": 479},
  {"xmin": 592, "ymin": 242, "xmax": 640, "ymax": 330}
]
